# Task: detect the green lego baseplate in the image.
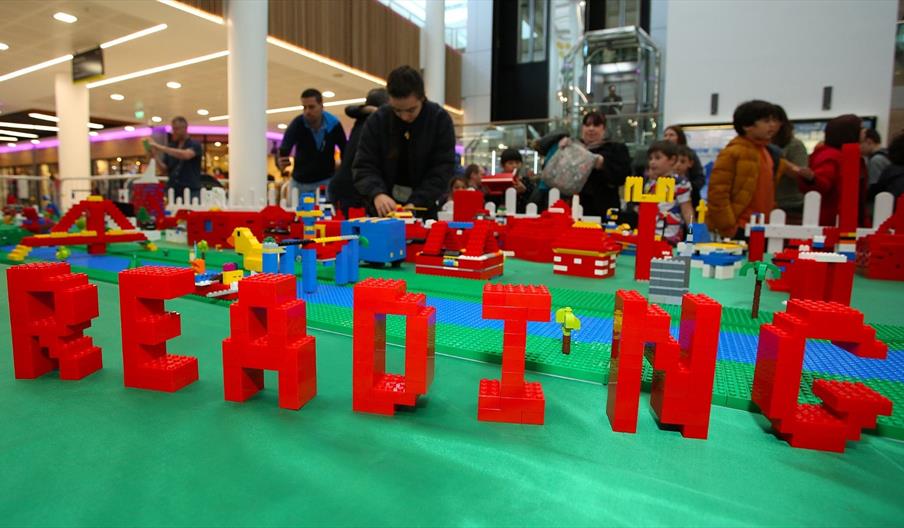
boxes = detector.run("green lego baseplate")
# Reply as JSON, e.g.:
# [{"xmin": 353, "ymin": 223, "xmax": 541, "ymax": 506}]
[{"xmin": 3, "ymin": 242, "xmax": 903, "ymax": 441}]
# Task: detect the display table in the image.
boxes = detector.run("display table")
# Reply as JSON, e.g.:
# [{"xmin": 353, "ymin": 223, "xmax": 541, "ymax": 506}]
[{"xmin": 1, "ymin": 243, "xmax": 903, "ymax": 526}]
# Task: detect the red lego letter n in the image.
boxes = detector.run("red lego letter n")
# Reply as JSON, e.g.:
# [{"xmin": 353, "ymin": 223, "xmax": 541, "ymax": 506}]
[
  {"xmin": 7, "ymin": 262, "xmax": 102, "ymax": 380},
  {"xmin": 607, "ymin": 290, "xmax": 722, "ymax": 438}
]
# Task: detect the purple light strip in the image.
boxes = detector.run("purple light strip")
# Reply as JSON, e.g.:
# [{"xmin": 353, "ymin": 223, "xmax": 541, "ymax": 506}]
[{"xmin": 0, "ymin": 125, "xmax": 284, "ymax": 154}]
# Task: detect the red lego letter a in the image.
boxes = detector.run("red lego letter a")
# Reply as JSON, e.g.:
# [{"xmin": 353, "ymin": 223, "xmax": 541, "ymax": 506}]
[
  {"xmin": 752, "ymin": 300, "xmax": 892, "ymax": 452},
  {"xmin": 607, "ymin": 290, "xmax": 722, "ymax": 438},
  {"xmin": 222, "ymin": 274, "xmax": 317, "ymax": 410},
  {"xmin": 6, "ymin": 262, "xmax": 102, "ymax": 380},
  {"xmin": 352, "ymin": 278, "xmax": 436, "ymax": 415},
  {"xmin": 119, "ymin": 266, "xmax": 197, "ymax": 391},
  {"xmin": 478, "ymin": 284, "xmax": 551, "ymax": 425}
]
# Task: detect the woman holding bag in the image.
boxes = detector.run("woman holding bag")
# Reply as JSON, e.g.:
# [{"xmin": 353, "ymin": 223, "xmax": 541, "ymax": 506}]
[{"xmin": 575, "ymin": 112, "xmax": 631, "ymax": 216}]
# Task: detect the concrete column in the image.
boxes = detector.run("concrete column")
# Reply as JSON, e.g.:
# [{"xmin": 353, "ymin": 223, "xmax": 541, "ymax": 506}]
[
  {"xmin": 424, "ymin": 0, "xmax": 445, "ymax": 104},
  {"xmin": 54, "ymin": 73, "xmax": 91, "ymax": 211},
  {"xmin": 226, "ymin": 0, "xmax": 268, "ymax": 208}
]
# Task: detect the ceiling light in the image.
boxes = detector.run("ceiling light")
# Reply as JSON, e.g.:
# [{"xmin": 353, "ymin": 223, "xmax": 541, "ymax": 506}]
[
  {"xmin": 0, "ymin": 54, "xmax": 73, "ymax": 83},
  {"xmin": 87, "ymin": 50, "xmax": 228, "ymax": 89},
  {"xmin": 0, "ymin": 136, "xmax": 17, "ymax": 142},
  {"xmin": 277, "ymin": 123, "xmax": 287, "ymax": 130},
  {"xmin": 267, "ymin": 37, "xmax": 385, "ymax": 86},
  {"xmin": 0, "ymin": 129, "xmax": 38, "ymax": 139},
  {"xmin": 0, "ymin": 121, "xmax": 58, "ymax": 132},
  {"xmin": 6, "ymin": 143, "xmax": 15, "ymax": 148},
  {"xmin": 28, "ymin": 112, "xmax": 57, "ymax": 122},
  {"xmin": 166, "ymin": 81, "xmax": 182, "ymax": 89},
  {"xmin": 89, "ymin": 131, "xmax": 99, "ymax": 136},
  {"xmin": 322, "ymin": 91, "xmax": 335, "ymax": 98},
  {"xmin": 156, "ymin": 0, "xmax": 225, "ymax": 24},
  {"xmin": 0, "ymin": 43, "xmax": 8, "ymax": 51},
  {"xmin": 213, "ymin": 156, "xmax": 219, "ymax": 161},
  {"xmin": 25, "ymin": 113, "xmax": 101, "ymax": 129},
  {"xmin": 100, "ymin": 24, "xmax": 167, "ymax": 49},
  {"xmin": 31, "ymin": 139, "xmax": 40, "ymax": 144},
  {"xmin": 214, "ymin": 141, "xmax": 222, "ymax": 147},
  {"xmin": 208, "ymin": 114, "xmax": 228, "ymax": 122},
  {"xmin": 124, "ymin": 125, "xmax": 135, "ymax": 131},
  {"xmin": 197, "ymin": 109, "xmax": 209, "ymax": 116},
  {"xmin": 53, "ymin": 12, "xmax": 78, "ymax": 24},
  {"xmin": 209, "ymin": 98, "xmax": 368, "ymax": 122},
  {"xmin": 116, "ymin": 157, "xmax": 122, "ymax": 162},
  {"xmin": 151, "ymin": 116, "xmax": 162, "ymax": 123},
  {"xmin": 110, "ymin": 93, "xmax": 125, "ymax": 101}
]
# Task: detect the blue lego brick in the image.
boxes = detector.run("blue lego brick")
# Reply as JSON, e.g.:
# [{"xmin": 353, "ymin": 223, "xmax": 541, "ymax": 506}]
[
  {"xmin": 341, "ymin": 218, "xmax": 406, "ymax": 263},
  {"xmin": 699, "ymin": 252, "xmax": 744, "ymax": 267},
  {"xmin": 446, "ymin": 221, "xmax": 474, "ymax": 230}
]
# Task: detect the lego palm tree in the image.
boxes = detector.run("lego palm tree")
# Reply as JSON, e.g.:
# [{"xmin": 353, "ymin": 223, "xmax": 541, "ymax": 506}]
[
  {"xmin": 555, "ymin": 307, "xmax": 581, "ymax": 355},
  {"xmin": 740, "ymin": 261, "xmax": 781, "ymax": 319}
]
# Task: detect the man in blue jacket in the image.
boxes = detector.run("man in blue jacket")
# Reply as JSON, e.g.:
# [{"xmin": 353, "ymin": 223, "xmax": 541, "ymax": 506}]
[{"xmin": 278, "ymin": 88, "xmax": 347, "ymax": 201}]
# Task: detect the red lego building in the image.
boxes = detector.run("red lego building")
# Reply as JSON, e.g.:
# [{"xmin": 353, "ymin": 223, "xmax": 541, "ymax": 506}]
[
  {"xmin": 552, "ymin": 222, "xmax": 621, "ymax": 279},
  {"xmin": 415, "ymin": 220, "xmax": 504, "ymax": 279}
]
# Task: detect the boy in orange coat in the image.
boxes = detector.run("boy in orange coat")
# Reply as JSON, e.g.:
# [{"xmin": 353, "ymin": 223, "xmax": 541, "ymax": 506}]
[{"xmin": 706, "ymin": 100, "xmax": 809, "ymax": 238}]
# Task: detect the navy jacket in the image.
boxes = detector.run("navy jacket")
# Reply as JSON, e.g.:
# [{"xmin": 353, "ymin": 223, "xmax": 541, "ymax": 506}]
[{"xmin": 279, "ymin": 111, "xmax": 347, "ymax": 183}]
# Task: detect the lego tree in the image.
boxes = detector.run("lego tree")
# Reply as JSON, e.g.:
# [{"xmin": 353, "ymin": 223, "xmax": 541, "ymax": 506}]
[
  {"xmin": 555, "ymin": 307, "xmax": 581, "ymax": 355},
  {"xmin": 740, "ymin": 261, "xmax": 781, "ymax": 318}
]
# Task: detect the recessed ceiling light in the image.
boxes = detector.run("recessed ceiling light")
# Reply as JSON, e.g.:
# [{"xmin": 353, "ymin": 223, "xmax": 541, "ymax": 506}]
[
  {"xmin": 214, "ymin": 141, "xmax": 221, "ymax": 147},
  {"xmin": 197, "ymin": 109, "xmax": 209, "ymax": 116},
  {"xmin": 322, "ymin": 90, "xmax": 335, "ymax": 98},
  {"xmin": 151, "ymin": 116, "xmax": 162, "ymax": 123},
  {"xmin": 116, "ymin": 157, "xmax": 122, "ymax": 162},
  {"xmin": 53, "ymin": 12, "xmax": 78, "ymax": 24},
  {"xmin": 166, "ymin": 81, "xmax": 182, "ymax": 89},
  {"xmin": 31, "ymin": 139, "xmax": 40, "ymax": 144},
  {"xmin": 213, "ymin": 156, "xmax": 219, "ymax": 161},
  {"xmin": 0, "ymin": 136, "xmax": 17, "ymax": 142},
  {"xmin": 100, "ymin": 24, "xmax": 167, "ymax": 49},
  {"xmin": 0, "ymin": 43, "xmax": 8, "ymax": 51},
  {"xmin": 110, "ymin": 93, "xmax": 125, "ymax": 101},
  {"xmin": 6, "ymin": 142, "xmax": 16, "ymax": 148},
  {"xmin": 277, "ymin": 123, "xmax": 287, "ymax": 130},
  {"xmin": 89, "ymin": 131, "xmax": 98, "ymax": 136},
  {"xmin": 124, "ymin": 125, "xmax": 135, "ymax": 131}
]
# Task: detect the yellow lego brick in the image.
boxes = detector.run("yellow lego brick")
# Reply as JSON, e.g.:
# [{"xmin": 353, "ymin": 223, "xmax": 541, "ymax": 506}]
[{"xmin": 222, "ymin": 270, "xmax": 244, "ymax": 285}]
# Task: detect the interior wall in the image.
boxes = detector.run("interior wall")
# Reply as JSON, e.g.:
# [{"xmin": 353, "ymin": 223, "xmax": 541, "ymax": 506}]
[{"xmin": 662, "ymin": 0, "xmax": 897, "ymax": 138}]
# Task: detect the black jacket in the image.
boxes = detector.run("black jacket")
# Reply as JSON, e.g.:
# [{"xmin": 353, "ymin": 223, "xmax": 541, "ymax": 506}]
[
  {"xmin": 329, "ymin": 105, "xmax": 373, "ymax": 212},
  {"xmin": 279, "ymin": 112, "xmax": 347, "ymax": 184},
  {"xmin": 581, "ymin": 141, "xmax": 631, "ymax": 216},
  {"xmin": 869, "ymin": 163, "xmax": 904, "ymax": 200},
  {"xmin": 353, "ymin": 100, "xmax": 455, "ymax": 213}
]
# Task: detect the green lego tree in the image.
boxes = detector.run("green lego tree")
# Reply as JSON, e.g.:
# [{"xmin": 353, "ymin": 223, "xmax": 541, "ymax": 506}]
[
  {"xmin": 197, "ymin": 240, "xmax": 209, "ymax": 260},
  {"xmin": 136, "ymin": 207, "xmax": 152, "ymax": 228},
  {"xmin": 555, "ymin": 307, "xmax": 581, "ymax": 355},
  {"xmin": 740, "ymin": 261, "xmax": 781, "ymax": 319}
]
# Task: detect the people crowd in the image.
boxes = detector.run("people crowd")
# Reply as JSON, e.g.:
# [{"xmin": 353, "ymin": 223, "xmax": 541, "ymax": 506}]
[{"xmin": 257, "ymin": 64, "xmax": 902, "ymax": 234}]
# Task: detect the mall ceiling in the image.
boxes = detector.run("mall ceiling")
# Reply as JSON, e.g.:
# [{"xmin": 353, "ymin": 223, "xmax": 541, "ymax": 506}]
[{"xmin": 0, "ymin": 0, "xmax": 384, "ymax": 145}]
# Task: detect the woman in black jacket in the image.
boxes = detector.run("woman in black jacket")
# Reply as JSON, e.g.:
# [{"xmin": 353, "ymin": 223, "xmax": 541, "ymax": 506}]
[
  {"xmin": 578, "ymin": 112, "xmax": 630, "ymax": 217},
  {"xmin": 329, "ymin": 88, "xmax": 388, "ymax": 215}
]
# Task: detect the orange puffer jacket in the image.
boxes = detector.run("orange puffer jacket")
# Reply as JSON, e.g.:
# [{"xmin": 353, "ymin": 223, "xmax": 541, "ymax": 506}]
[{"xmin": 706, "ymin": 136, "xmax": 787, "ymax": 238}]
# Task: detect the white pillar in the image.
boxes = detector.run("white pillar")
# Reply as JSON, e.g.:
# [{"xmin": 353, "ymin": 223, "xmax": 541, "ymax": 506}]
[
  {"xmin": 226, "ymin": 0, "xmax": 268, "ymax": 208},
  {"xmin": 54, "ymin": 73, "xmax": 91, "ymax": 211},
  {"xmin": 424, "ymin": 0, "xmax": 445, "ymax": 104}
]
